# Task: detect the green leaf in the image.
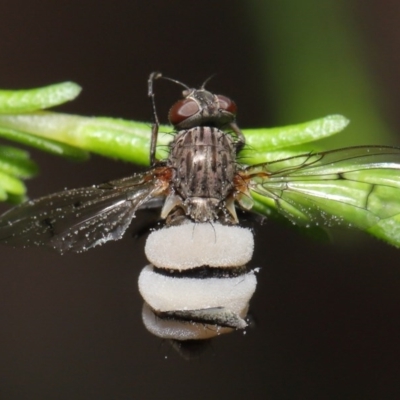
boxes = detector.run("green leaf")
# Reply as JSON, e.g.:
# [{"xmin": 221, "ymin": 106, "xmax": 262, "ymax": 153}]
[
  {"xmin": 0, "ymin": 170, "xmax": 26, "ymax": 196},
  {"xmin": 0, "ymin": 186, "xmax": 7, "ymax": 201},
  {"xmin": 0, "ymin": 124, "xmax": 89, "ymax": 160},
  {"xmin": 0, "ymin": 82, "xmax": 81, "ymax": 114},
  {"xmin": 0, "ymin": 112, "xmax": 158, "ymax": 165},
  {"xmin": 0, "ymin": 82, "xmax": 87, "ymax": 204},
  {"xmin": 0, "ymin": 147, "xmax": 38, "ymax": 178},
  {"xmin": 240, "ymin": 114, "xmax": 349, "ymax": 164},
  {"xmin": 368, "ymin": 215, "xmax": 400, "ymax": 248}
]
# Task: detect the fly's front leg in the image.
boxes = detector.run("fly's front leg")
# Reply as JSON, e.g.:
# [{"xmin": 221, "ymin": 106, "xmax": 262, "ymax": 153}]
[{"xmin": 148, "ymin": 72, "xmax": 163, "ymax": 166}]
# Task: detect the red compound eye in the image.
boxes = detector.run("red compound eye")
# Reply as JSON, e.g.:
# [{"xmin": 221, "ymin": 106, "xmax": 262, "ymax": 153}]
[
  {"xmin": 169, "ymin": 98, "xmax": 200, "ymax": 126},
  {"xmin": 217, "ymin": 95, "xmax": 237, "ymax": 115}
]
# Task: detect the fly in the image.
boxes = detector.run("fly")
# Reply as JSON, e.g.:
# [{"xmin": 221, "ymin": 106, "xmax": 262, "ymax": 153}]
[{"xmin": 1, "ymin": 73, "xmax": 400, "ymax": 341}]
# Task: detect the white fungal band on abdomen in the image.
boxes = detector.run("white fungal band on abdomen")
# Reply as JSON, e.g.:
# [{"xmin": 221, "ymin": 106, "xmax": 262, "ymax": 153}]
[
  {"xmin": 145, "ymin": 223, "xmax": 254, "ymax": 269},
  {"xmin": 139, "ymin": 222, "xmax": 257, "ymax": 340},
  {"xmin": 139, "ymin": 265, "xmax": 257, "ymax": 313}
]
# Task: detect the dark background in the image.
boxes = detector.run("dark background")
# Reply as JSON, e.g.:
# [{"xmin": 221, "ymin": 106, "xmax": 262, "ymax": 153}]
[{"xmin": 0, "ymin": 1, "xmax": 400, "ymax": 399}]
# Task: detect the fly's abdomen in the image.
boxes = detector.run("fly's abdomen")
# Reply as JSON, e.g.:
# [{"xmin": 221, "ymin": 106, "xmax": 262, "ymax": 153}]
[
  {"xmin": 169, "ymin": 126, "xmax": 236, "ymax": 221},
  {"xmin": 139, "ymin": 222, "xmax": 257, "ymax": 340}
]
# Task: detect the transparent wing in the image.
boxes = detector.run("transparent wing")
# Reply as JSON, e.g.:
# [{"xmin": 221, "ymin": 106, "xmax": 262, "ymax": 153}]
[
  {"xmin": 245, "ymin": 146, "xmax": 400, "ymax": 238},
  {"xmin": 0, "ymin": 170, "xmax": 168, "ymax": 253}
]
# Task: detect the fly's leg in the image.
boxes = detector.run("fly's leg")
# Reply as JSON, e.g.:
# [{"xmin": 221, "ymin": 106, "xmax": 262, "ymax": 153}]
[
  {"xmin": 148, "ymin": 71, "xmax": 163, "ymax": 166},
  {"xmin": 229, "ymin": 122, "xmax": 246, "ymax": 152}
]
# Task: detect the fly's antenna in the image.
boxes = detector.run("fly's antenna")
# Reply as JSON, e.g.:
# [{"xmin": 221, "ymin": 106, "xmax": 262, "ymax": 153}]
[
  {"xmin": 201, "ymin": 73, "xmax": 217, "ymax": 89},
  {"xmin": 158, "ymin": 75, "xmax": 190, "ymax": 91}
]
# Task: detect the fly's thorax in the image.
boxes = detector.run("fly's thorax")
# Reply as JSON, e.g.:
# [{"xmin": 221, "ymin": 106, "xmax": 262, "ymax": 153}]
[
  {"xmin": 167, "ymin": 126, "xmax": 237, "ymax": 222},
  {"xmin": 183, "ymin": 197, "xmax": 220, "ymax": 222}
]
